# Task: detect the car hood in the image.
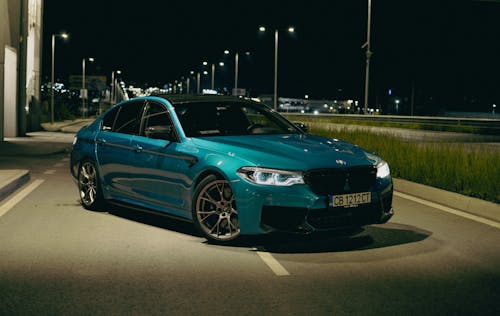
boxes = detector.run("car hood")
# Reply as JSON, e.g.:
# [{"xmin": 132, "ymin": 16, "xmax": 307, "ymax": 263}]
[{"xmin": 191, "ymin": 134, "xmax": 379, "ymax": 170}]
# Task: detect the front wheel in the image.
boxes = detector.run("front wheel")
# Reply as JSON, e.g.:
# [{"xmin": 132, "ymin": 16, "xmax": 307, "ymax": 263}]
[
  {"xmin": 192, "ymin": 175, "xmax": 240, "ymax": 243},
  {"xmin": 78, "ymin": 160, "xmax": 105, "ymax": 210}
]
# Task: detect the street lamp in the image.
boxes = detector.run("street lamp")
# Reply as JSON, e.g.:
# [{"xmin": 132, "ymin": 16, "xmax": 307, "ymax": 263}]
[
  {"xmin": 197, "ymin": 72, "xmax": 201, "ymax": 94},
  {"xmin": 201, "ymin": 61, "xmax": 223, "ymax": 91},
  {"xmin": 50, "ymin": 32, "xmax": 69, "ymax": 124},
  {"xmin": 224, "ymin": 50, "xmax": 251, "ymax": 94},
  {"xmin": 186, "ymin": 71, "xmax": 195, "ymax": 94},
  {"xmin": 213, "ymin": 62, "xmax": 225, "ymax": 90},
  {"xmin": 493, "ymin": 104, "xmax": 496, "ymax": 116},
  {"xmin": 82, "ymin": 57, "xmax": 94, "ymax": 118},
  {"xmin": 259, "ymin": 26, "xmax": 295, "ymax": 111},
  {"xmin": 110, "ymin": 69, "xmax": 121, "ymax": 105},
  {"xmin": 362, "ymin": 0, "xmax": 373, "ymax": 115}
]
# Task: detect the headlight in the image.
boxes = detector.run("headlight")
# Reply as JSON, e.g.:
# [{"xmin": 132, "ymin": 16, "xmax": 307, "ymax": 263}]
[
  {"xmin": 376, "ymin": 161, "xmax": 390, "ymax": 178},
  {"xmin": 72, "ymin": 136, "xmax": 78, "ymax": 146},
  {"xmin": 237, "ymin": 167, "xmax": 304, "ymax": 186}
]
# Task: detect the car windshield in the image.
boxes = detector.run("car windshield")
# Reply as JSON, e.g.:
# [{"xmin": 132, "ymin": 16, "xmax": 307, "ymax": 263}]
[{"xmin": 173, "ymin": 101, "xmax": 300, "ymax": 137}]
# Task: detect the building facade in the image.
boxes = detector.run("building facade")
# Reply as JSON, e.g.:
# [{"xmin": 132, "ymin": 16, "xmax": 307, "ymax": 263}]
[{"xmin": 0, "ymin": 0, "xmax": 43, "ymax": 140}]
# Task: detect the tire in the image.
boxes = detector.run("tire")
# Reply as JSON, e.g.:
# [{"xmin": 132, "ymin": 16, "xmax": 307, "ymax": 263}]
[
  {"xmin": 192, "ymin": 175, "xmax": 240, "ymax": 243},
  {"xmin": 78, "ymin": 160, "xmax": 105, "ymax": 211}
]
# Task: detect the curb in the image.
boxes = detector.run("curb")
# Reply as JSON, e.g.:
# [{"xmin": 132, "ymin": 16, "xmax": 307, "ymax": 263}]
[
  {"xmin": 0, "ymin": 170, "xmax": 30, "ymax": 203},
  {"xmin": 394, "ymin": 178, "xmax": 500, "ymax": 223}
]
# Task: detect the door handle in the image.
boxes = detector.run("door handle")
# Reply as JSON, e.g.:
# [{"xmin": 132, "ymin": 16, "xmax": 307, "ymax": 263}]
[
  {"xmin": 134, "ymin": 144, "xmax": 143, "ymax": 153},
  {"xmin": 96, "ymin": 138, "xmax": 107, "ymax": 145}
]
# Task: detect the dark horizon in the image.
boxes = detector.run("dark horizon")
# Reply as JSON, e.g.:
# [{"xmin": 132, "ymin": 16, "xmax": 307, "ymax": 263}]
[{"xmin": 42, "ymin": 0, "xmax": 500, "ymax": 114}]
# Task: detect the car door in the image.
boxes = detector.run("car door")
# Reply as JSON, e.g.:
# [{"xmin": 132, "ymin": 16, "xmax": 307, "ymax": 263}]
[
  {"xmin": 129, "ymin": 101, "xmax": 193, "ymax": 216},
  {"xmin": 95, "ymin": 100, "xmax": 145, "ymax": 197}
]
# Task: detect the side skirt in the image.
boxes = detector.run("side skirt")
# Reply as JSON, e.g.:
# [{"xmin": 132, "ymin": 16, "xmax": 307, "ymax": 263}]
[{"xmin": 108, "ymin": 199, "xmax": 193, "ymax": 223}]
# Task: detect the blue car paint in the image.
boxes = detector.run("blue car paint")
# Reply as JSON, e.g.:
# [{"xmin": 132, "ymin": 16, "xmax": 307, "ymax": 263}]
[{"xmin": 71, "ymin": 96, "xmax": 393, "ymax": 235}]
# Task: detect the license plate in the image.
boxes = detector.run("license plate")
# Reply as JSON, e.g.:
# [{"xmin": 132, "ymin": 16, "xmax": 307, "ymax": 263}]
[{"xmin": 330, "ymin": 192, "xmax": 371, "ymax": 208}]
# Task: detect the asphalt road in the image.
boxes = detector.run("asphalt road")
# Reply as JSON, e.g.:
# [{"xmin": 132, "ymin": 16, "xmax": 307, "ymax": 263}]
[{"xmin": 1, "ymin": 140, "xmax": 499, "ymax": 315}]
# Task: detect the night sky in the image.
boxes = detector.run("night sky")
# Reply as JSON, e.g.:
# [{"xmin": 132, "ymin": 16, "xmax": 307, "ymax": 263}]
[{"xmin": 42, "ymin": 0, "xmax": 500, "ymax": 113}]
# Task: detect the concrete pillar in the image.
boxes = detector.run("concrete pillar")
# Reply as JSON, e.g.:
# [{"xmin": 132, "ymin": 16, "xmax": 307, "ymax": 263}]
[{"xmin": 0, "ymin": 0, "xmax": 11, "ymax": 141}]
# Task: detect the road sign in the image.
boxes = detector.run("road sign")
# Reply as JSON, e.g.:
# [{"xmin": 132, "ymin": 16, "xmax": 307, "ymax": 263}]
[{"xmin": 70, "ymin": 75, "xmax": 107, "ymax": 91}]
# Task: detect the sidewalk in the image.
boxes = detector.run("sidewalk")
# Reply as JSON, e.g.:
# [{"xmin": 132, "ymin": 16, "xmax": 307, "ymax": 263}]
[
  {"xmin": 1, "ymin": 121, "xmax": 499, "ymax": 222},
  {"xmin": 41, "ymin": 118, "xmax": 93, "ymax": 134},
  {"xmin": 0, "ymin": 118, "xmax": 87, "ymax": 202}
]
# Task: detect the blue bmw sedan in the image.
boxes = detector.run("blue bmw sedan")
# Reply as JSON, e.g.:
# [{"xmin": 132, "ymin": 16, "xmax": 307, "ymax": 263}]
[{"xmin": 70, "ymin": 95, "xmax": 393, "ymax": 243}]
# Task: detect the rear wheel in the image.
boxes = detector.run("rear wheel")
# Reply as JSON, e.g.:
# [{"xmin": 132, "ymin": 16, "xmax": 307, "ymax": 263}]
[
  {"xmin": 193, "ymin": 175, "xmax": 240, "ymax": 243},
  {"xmin": 78, "ymin": 160, "xmax": 105, "ymax": 210}
]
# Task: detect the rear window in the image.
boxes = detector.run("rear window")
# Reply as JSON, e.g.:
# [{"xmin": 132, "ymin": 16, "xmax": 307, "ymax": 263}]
[
  {"xmin": 101, "ymin": 106, "xmax": 119, "ymax": 131},
  {"xmin": 112, "ymin": 101, "xmax": 144, "ymax": 135}
]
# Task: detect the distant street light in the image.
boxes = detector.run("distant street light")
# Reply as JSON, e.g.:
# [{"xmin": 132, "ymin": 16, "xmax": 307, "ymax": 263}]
[
  {"xmin": 110, "ymin": 69, "xmax": 121, "ymax": 105},
  {"xmin": 224, "ymin": 50, "xmax": 251, "ymax": 94},
  {"xmin": 197, "ymin": 72, "xmax": 201, "ymax": 94},
  {"xmin": 493, "ymin": 104, "xmax": 497, "ymax": 116},
  {"xmin": 50, "ymin": 32, "xmax": 69, "ymax": 124},
  {"xmin": 202, "ymin": 61, "xmax": 224, "ymax": 91},
  {"xmin": 82, "ymin": 57, "xmax": 94, "ymax": 118},
  {"xmin": 259, "ymin": 26, "xmax": 295, "ymax": 111}
]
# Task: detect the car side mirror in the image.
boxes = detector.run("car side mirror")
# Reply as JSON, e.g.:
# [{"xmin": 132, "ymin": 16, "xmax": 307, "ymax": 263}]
[
  {"xmin": 145, "ymin": 125, "xmax": 177, "ymax": 142},
  {"xmin": 293, "ymin": 122, "xmax": 308, "ymax": 133}
]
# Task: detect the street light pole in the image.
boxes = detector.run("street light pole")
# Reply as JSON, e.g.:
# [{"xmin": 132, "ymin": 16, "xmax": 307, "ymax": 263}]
[
  {"xmin": 82, "ymin": 57, "xmax": 94, "ymax": 118},
  {"xmin": 50, "ymin": 32, "xmax": 68, "ymax": 124},
  {"xmin": 234, "ymin": 52, "xmax": 239, "ymax": 91},
  {"xmin": 363, "ymin": 0, "xmax": 373, "ymax": 115},
  {"xmin": 51, "ymin": 35, "xmax": 55, "ymax": 124},
  {"xmin": 197, "ymin": 72, "xmax": 201, "ymax": 94},
  {"xmin": 110, "ymin": 70, "xmax": 115, "ymax": 104},
  {"xmin": 82, "ymin": 58, "xmax": 86, "ymax": 118},
  {"xmin": 211, "ymin": 63, "xmax": 215, "ymax": 90},
  {"xmin": 260, "ymin": 26, "xmax": 294, "ymax": 111},
  {"xmin": 274, "ymin": 29, "xmax": 279, "ymax": 111}
]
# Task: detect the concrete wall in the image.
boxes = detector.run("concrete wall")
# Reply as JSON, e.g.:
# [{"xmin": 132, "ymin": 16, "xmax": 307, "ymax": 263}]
[
  {"xmin": 0, "ymin": 0, "xmax": 43, "ymax": 141},
  {"xmin": 4, "ymin": 45, "xmax": 17, "ymax": 137}
]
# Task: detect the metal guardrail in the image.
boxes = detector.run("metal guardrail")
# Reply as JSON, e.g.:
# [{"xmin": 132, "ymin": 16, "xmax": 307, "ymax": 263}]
[{"xmin": 282, "ymin": 113, "xmax": 500, "ymax": 130}]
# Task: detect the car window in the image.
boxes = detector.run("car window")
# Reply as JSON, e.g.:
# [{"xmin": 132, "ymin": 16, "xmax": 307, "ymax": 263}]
[
  {"xmin": 242, "ymin": 106, "xmax": 283, "ymax": 132},
  {"xmin": 141, "ymin": 102, "xmax": 174, "ymax": 136},
  {"xmin": 113, "ymin": 101, "xmax": 144, "ymax": 135},
  {"xmin": 174, "ymin": 102, "xmax": 299, "ymax": 137},
  {"xmin": 101, "ymin": 106, "xmax": 119, "ymax": 131}
]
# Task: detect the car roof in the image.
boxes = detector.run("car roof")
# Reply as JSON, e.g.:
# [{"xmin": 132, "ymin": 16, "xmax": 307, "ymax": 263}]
[{"xmin": 151, "ymin": 94, "xmax": 255, "ymax": 105}]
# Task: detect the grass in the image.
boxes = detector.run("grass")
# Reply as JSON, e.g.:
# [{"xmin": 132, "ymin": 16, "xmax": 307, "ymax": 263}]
[{"xmin": 308, "ymin": 124, "xmax": 500, "ymax": 204}]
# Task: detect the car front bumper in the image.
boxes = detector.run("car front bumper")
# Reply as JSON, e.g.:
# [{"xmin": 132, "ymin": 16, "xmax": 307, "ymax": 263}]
[{"xmin": 232, "ymin": 177, "xmax": 394, "ymax": 235}]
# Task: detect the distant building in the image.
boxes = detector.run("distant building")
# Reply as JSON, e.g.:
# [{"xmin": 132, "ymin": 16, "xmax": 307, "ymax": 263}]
[{"xmin": 256, "ymin": 95, "xmax": 356, "ymax": 114}]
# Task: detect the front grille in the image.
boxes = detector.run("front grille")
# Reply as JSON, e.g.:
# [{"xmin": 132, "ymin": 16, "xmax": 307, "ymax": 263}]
[{"xmin": 304, "ymin": 166, "xmax": 377, "ymax": 196}]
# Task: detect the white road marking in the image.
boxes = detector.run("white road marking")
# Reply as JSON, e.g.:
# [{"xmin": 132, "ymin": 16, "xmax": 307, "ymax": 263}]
[
  {"xmin": 0, "ymin": 179, "xmax": 44, "ymax": 218},
  {"xmin": 43, "ymin": 169, "xmax": 56, "ymax": 175},
  {"xmin": 255, "ymin": 250, "xmax": 290, "ymax": 276},
  {"xmin": 61, "ymin": 158, "xmax": 70, "ymax": 162},
  {"xmin": 53, "ymin": 163, "xmax": 64, "ymax": 167},
  {"xmin": 394, "ymin": 191, "xmax": 500, "ymax": 230}
]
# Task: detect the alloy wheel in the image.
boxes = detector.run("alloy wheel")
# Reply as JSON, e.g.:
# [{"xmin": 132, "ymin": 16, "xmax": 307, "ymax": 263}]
[
  {"xmin": 79, "ymin": 161, "xmax": 98, "ymax": 207},
  {"xmin": 195, "ymin": 179, "xmax": 240, "ymax": 241}
]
